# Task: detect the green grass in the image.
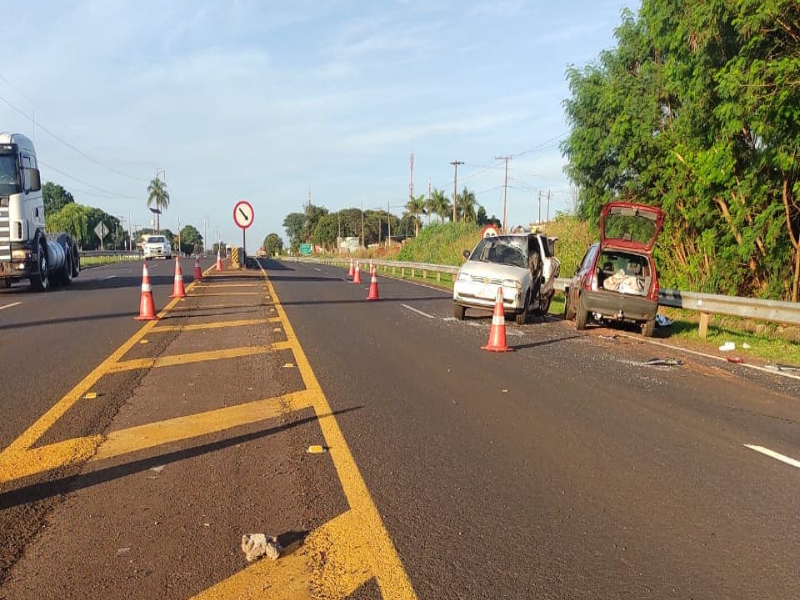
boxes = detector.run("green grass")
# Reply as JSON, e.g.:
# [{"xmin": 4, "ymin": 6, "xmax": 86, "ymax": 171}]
[{"xmin": 80, "ymin": 254, "xmax": 143, "ymax": 267}]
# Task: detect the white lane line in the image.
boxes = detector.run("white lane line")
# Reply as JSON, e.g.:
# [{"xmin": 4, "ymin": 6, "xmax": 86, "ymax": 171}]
[
  {"xmin": 744, "ymin": 444, "xmax": 800, "ymax": 469},
  {"xmin": 104, "ymin": 275, "xmax": 118, "ymax": 280},
  {"xmin": 0, "ymin": 302, "xmax": 22, "ymax": 311},
  {"xmin": 314, "ymin": 268, "xmax": 321, "ymax": 272},
  {"xmin": 401, "ymin": 304, "xmax": 435, "ymax": 319}
]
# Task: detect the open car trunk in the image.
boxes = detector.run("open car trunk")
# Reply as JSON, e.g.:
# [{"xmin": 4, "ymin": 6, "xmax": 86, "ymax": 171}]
[{"xmin": 596, "ymin": 250, "xmax": 652, "ymax": 297}]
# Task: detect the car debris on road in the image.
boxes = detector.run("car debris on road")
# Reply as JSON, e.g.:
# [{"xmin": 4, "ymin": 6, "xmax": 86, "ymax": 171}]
[{"xmin": 241, "ymin": 533, "xmax": 282, "ymax": 562}]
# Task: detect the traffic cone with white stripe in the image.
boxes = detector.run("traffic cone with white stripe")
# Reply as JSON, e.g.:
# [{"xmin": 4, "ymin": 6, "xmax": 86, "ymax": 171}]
[
  {"xmin": 367, "ymin": 270, "xmax": 380, "ymax": 300},
  {"xmin": 170, "ymin": 257, "xmax": 186, "ymax": 298},
  {"xmin": 353, "ymin": 262, "xmax": 362, "ymax": 284},
  {"xmin": 215, "ymin": 250, "xmax": 223, "ymax": 271},
  {"xmin": 348, "ymin": 258, "xmax": 354, "ymax": 279},
  {"xmin": 135, "ymin": 262, "xmax": 158, "ymax": 321},
  {"xmin": 369, "ymin": 258, "xmax": 374, "ymax": 275},
  {"xmin": 193, "ymin": 256, "xmax": 203, "ymax": 281},
  {"xmin": 482, "ymin": 287, "xmax": 512, "ymax": 352}
]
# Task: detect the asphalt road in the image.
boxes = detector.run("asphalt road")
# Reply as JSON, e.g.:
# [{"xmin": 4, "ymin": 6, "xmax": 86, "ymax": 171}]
[
  {"xmin": 0, "ymin": 257, "xmax": 798, "ymax": 599},
  {"xmin": 269, "ymin": 259, "xmax": 800, "ymax": 599}
]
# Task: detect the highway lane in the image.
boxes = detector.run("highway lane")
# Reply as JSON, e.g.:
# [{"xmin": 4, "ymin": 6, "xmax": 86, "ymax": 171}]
[
  {"xmin": 269, "ymin": 259, "xmax": 800, "ymax": 599},
  {"xmin": 0, "ymin": 257, "xmax": 213, "ymax": 578}
]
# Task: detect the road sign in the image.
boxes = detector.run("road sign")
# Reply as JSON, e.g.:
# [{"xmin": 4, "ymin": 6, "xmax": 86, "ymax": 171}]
[
  {"xmin": 481, "ymin": 224, "xmax": 500, "ymax": 238},
  {"xmin": 233, "ymin": 200, "xmax": 254, "ymax": 229},
  {"xmin": 94, "ymin": 222, "xmax": 108, "ymax": 240},
  {"xmin": 299, "ymin": 244, "xmax": 312, "ymax": 256}
]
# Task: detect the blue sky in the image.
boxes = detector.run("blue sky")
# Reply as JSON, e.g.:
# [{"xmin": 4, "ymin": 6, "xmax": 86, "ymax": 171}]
[{"xmin": 1, "ymin": 0, "xmax": 634, "ymax": 250}]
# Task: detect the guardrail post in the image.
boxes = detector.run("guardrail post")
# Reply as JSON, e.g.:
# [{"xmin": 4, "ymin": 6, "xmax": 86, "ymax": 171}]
[
  {"xmin": 437, "ymin": 272, "xmax": 441, "ymax": 283},
  {"xmin": 411, "ymin": 268, "xmax": 416, "ymax": 278},
  {"xmin": 401, "ymin": 267, "xmax": 405, "ymax": 277},
  {"xmin": 423, "ymin": 269, "xmax": 428, "ymax": 279},
  {"xmin": 393, "ymin": 266, "xmax": 396, "ymax": 275},
  {"xmin": 698, "ymin": 312, "xmax": 711, "ymax": 339}
]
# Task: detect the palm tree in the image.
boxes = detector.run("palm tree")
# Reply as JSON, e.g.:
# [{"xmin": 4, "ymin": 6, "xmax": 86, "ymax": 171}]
[
  {"xmin": 405, "ymin": 194, "xmax": 426, "ymax": 236},
  {"xmin": 147, "ymin": 176, "xmax": 170, "ymax": 233},
  {"xmin": 457, "ymin": 186, "xmax": 477, "ymax": 223},
  {"xmin": 430, "ymin": 188, "xmax": 452, "ymax": 223}
]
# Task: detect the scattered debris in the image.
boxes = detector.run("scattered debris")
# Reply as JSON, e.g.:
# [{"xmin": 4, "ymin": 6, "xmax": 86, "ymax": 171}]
[
  {"xmin": 598, "ymin": 334, "xmax": 617, "ymax": 341},
  {"xmin": 742, "ymin": 343, "xmax": 752, "ymax": 349},
  {"xmin": 307, "ymin": 445, "xmax": 327, "ymax": 454},
  {"xmin": 241, "ymin": 534, "xmax": 282, "ymax": 562},
  {"xmin": 643, "ymin": 358, "xmax": 683, "ymax": 367},
  {"xmin": 655, "ymin": 314, "xmax": 673, "ymax": 327},
  {"xmin": 282, "ymin": 363, "xmax": 295, "ymax": 368},
  {"xmin": 766, "ymin": 364, "xmax": 800, "ymax": 373},
  {"xmin": 727, "ymin": 356, "xmax": 745, "ymax": 364},
  {"xmin": 116, "ymin": 547, "xmax": 131, "ymax": 557},
  {"xmin": 139, "ymin": 339, "xmax": 149, "ymax": 345},
  {"xmin": 501, "ymin": 389, "xmax": 508, "ymax": 393},
  {"xmin": 83, "ymin": 392, "xmax": 98, "ymax": 399},
  {"xmin": 718, "ymin": 342, "xmax": 736, "ymax": 352},
  {"xmin": 150, "ymin": 466, "xmax": 165, "ymax": 474}
]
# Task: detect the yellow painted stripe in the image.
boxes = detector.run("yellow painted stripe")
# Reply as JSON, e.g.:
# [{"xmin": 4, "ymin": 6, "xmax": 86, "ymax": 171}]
[
  {"xmin": 10, "ymin": 436, "xmax": 104, "ymax": 481},
  {"xmin": 190, "ymin": 542, "xmax": 312, "ymax": 600},
  {"xmin": 258, "ymin": 265, "xmax": 418, "ymax": 600},
  {"xmin": 0, "ymin": 279, "xmax": 199, "ymax": 484},
  {"xmin": 109, "ymin": 346, "xmax": 275, "ymax": 372},
  {"xmin": 166, "ymin": 303, "xmax": 271, "ymax": 312},
  {"xmin": 193, "ymin": 283, "xmax": 267, "ymax": 288},
  {"xmin": 187, "ymin": 292, "xmax": 265, "ymax": 297},
  {"xmin": 150, "ymin": 319, "xmax": 271, "ymax": 332},
  {"xmin": 92, "ymin": 391, "xmax": 314, "ymax": 462}
]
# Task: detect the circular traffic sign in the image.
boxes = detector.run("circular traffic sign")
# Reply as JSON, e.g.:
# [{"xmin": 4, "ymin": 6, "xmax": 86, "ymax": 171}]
[
  {"xmin": 480, "ymin": 224, "xmax": 500, "ymax": 238},
  {"xmin": 233, "ymin": 200, "xmax": 254, "ymax": 229}
]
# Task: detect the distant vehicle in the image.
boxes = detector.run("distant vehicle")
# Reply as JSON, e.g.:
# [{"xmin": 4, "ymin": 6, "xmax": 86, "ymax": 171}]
[
  {"xmin": 453, "ymin": 233, "xmax": 561, "ymax": 324},
  {"xmin": 256, "ymin": 247, "xmax": 267, "ymax": 257},
  {"xmin": 142, "ymin": 235, "xmax": 172, "ymax": 260},
  {"xmin": 0, "ymin": 132, "xmax": 80, "ymax": 291},
  {"xmin": 564, "ymin": 202, "xmax": 665, "ymax": 337}
]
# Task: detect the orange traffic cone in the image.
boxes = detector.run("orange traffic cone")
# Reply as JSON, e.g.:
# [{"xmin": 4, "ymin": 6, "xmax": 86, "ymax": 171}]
[
  {"xmin": 193, "ymin": 256, "xmax": 203, "ymax": 281},
  {"xmin": 369, "ymin": 259, "xmax": 373, "ymax": 275},
  {"xmin": 353, "ymin": 262, "xmax": 362, "ymax": 284},
  {"xmin": 367, "ymin": 271, "xmax": 380, "ymax": 300},
  {"xmin": 135, "ymin": 262, "xmax": 158, "ymax": 321},
  {"xmin": 215, "ymin": 250, "xmax": 223, "ymax": 271},
  {"xmin": 348, "ymin": 258, "xmax": 354, "ymax": 279},
  {"xmin": 170, "ymin": 257, "xmax": 186, "ymax": 298},
  {"xmin": 482, "ymin": 287, "xmax": 512, "ymax": 352}
]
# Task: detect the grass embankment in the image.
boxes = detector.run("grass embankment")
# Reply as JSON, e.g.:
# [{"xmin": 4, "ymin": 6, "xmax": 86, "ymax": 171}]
[{"xmin": 378, "ymin": 222, "xmax": 800, "ymax": 367}]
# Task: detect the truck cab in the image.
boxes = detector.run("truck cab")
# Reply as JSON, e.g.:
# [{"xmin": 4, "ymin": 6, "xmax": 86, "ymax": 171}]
[{"xmin": 0, "ymin": 132, "xmax": 79, "ymax": 290}]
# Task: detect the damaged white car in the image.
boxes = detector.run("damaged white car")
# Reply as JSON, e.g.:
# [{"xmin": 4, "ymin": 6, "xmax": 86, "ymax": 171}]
[{"xmin": 453, "ymin": 233, "xmax": 561, "ymax": 324}]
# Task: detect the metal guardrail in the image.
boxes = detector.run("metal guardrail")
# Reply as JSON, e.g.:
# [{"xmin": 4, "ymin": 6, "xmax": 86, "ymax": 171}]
[{"xmin": 285, "ymin": 255, "xmax": 800, "ymax": 336}]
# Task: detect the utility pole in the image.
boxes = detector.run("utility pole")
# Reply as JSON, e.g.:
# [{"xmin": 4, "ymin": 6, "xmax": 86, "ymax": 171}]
[
  {"xmin": 409, "ymin": 153, "xmax": 414, "ymax": 202},
  {"xmin": 546, "ymin": 190, "xmax": 551, "ymax": 227},
  {"xmin": 538, "ymin": 191, "xmax": 542, "ymax": 226},
  {"xmin": 387, "ymin": 200, "xmax": 391, "ymax": 247},
  {"xmin": 496, "ymin": 155, "xmax": 511, "ymax": 233},
  {"xmin": 451, "ymin": 160, "xmax": 464, "ymax": 222}
]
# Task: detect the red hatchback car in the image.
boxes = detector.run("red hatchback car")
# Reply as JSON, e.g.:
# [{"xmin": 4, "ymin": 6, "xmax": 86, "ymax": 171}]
[{"xmin": 564, "ymin": 202, "xmax": 665, "ymax": 337}]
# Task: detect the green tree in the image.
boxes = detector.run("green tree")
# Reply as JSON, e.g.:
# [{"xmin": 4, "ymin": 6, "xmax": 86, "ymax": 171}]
[
  {"xmin": 456, "ymin": 187, "xmax": 477, "ymax": 223},
  {"xmin": 46, "ymin": 203, "xmax": 90, "ymax": 248},
  {"xmin": 283, "ymin": 212, "xmax": 306, "ymax": 252},
  {"xmin": 404, "ymin": 194, "xmax": 426, "ymax": 236},
  {"xmin": 312, "ymin": 213, "xmax": 339, "ymax": 249},
  {"xmin": 477, "ymin": 206, "xmax": 501, "ymax": 227},
  {"xmin": 180, "ymin": 224, "xmax": 203, "ymax": 255},
  {"xmin": 263, "ymin": 233, "xmax": 283, "ymax": 256},
  {"xmin": 146, "ymin": 176, "xmax": 169, "ymax": 233},
  {"xmin": 42, "ymin": 182, "xmax": 74, "ymax": 215},
  {"xmin": 303, "ymin": 204, "xmax": 329, "ymax": 242},
  {"xmin": 428, "ymin": 189, "xmax": 452, "ymax": 223}
]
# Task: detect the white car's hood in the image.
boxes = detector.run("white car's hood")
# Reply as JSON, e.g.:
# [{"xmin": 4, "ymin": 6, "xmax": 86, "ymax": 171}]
[{"xmin": 458, "ymin": 260, "xmax": 528, "ymax": 281}]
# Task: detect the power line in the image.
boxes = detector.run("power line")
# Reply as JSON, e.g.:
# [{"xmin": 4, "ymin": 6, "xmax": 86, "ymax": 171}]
[
  {"xmin": 0, "ymin": 92, "xmax": 148, "ymax": 183},
  {"xmin": 38, "ymin": 160, "xmax": 138, "ymax": 199}
]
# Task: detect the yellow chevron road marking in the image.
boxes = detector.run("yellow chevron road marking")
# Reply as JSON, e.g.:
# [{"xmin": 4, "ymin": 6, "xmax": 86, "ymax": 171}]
[{"xmin": 150, "ymin": 318, "xmax": 271, "ymax": 332}]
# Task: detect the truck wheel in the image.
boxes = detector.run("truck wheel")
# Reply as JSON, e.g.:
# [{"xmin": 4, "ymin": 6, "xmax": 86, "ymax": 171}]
[
  {"xmin": 71, "ymin": 248, "xmax": 81, "ymax": 277},
  {"xmin": 59, "ymin": 252, "xmax": 73, "ymax": 285},
  {"xmin": 454, "ymin": 304, "xmax": 466, "ymax": 320},
  {"xmin": 641, "ymin": 318, "xmax": 655, "ymax": 338},
  {"xmin": 30, "ymin": 245, "xmax": 50, "ymax": 292},
  {"xmin": 575, "ymin": 295, "xmax": 589, "ymax": 330}
]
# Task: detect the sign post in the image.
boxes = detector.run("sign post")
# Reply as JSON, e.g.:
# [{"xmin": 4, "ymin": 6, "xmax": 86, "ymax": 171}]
[
  {"xmin": 94, "ymin": 222, "xmax": 109, "ymax": 251},
  {"xmin": 233, "ymin": 200, "xmax": 254, "ymax": 265}
]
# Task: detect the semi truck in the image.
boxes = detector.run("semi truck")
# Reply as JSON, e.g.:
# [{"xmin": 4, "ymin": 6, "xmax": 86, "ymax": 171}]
[{"xmin": 0, "ymin": 132, "xmax": 80, "ymax": 291}]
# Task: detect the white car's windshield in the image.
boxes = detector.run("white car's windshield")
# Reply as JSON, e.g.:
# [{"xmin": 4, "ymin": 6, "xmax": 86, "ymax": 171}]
[
  {"xmin": 146, "ymin": 236, "xmax": 166, "ymax": 244},
  {"xmin": 469, "ymin": 237, "xmax": 528, "ymax": 269}
]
